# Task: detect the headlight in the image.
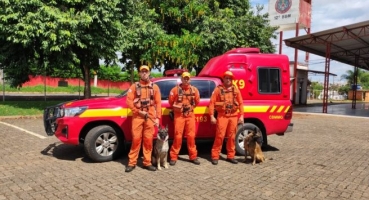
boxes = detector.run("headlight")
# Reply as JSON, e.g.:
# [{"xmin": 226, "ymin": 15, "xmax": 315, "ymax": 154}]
[{"xmin": 63, "ymin": 106, "xmax": 88, "ymax": 117}]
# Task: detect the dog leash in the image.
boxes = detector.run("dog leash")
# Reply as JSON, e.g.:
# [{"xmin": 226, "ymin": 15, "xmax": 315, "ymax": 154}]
[{"xmin": 144, "ymin": 113, "xmax": 165, "ymax": 129}]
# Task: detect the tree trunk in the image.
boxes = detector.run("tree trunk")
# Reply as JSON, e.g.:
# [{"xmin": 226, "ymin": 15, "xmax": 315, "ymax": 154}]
[
  {"xmin": 81, "ymin": 62, "xmax": 91, "ymax": 99},
  {"xmin": 194, "ymin": 65, "xmax": 201, "ymax": 76},
  {"xmin": 130, "ymin": 63, "xmax": 134, "ymax": 84}
]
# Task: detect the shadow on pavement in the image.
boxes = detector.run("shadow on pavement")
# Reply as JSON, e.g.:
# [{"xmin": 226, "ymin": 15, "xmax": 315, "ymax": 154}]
[
  {"xmin": 40, "ymin": 138, "xmax": 279, "ymax": 164},
  {"xmin": 40, "ymin": 142, "xmax": 91, "ymax": 162}
]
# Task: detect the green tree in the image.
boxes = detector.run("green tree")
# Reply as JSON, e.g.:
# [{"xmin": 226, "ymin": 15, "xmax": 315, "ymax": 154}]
[
  {"xmin": 0, "ymin": 0, "xmax": 126, "ymax": 98},
  {"xmin": 338, "ymin": 85, "xmax": 350, "ymax": 96},
  {"xmin": 1, "ymin": 0, "xmax": 277, "ymax": 93},
  {"xmin": 118, "ymin": 1, "xmax": 166, "ymax": 83},
  {"xmin": 98, "ymin": 65, "xmax": 125, "ymax": 82},
  {"xmin": 340, "ymin": 69, "xmax": 369, "ymax": 88},
  {"xmin": 310, "ymin": 81, "xmax": 323, "ymax": 99},
  {"xmin": 123, "ymin": 0, "xmax": 277, "ymax": 75}
]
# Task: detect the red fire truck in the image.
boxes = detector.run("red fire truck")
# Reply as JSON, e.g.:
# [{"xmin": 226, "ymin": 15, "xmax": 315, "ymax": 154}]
[{"xmin": 44, "ymin": 48, "xmax": 293, "ymax": 162}]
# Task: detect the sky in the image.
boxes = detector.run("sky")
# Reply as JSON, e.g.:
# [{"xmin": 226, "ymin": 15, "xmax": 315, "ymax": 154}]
[{"xmin": 250, "ymin": 0, "xmax": 369, "ymax": 83}]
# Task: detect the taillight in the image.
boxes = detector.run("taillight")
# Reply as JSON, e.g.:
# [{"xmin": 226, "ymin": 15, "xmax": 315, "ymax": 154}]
[{"xmin": 284, "ymin": 106, "xmax": 293, "ymax": 120}]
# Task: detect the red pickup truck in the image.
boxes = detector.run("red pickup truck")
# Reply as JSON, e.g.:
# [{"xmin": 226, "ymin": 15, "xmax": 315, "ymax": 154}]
[{"xmin": 44, "ymin": 48, "xmax": 293, "ymax": 162}]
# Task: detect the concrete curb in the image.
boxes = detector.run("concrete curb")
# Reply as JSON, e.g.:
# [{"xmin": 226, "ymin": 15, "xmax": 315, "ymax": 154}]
[
  {"xmin": 0, "ymin": 115, "xmax": 42, "ymax": 119},
  {"xmin": 293, "ymin": 112, "xmax": 369, "ymax": 119}
]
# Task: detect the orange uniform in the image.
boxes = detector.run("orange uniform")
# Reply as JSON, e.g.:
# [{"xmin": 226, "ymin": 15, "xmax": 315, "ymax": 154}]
[
  {"xmin": 169, "ymin": 84, "xmax": 200, "ymax": 161},
  {"xmin": 126, "ymin": 80, "xmax": 161, "ymax": 167},
  {"xmin": 209, "ymin": 85, "xmax": 243, "ymax": 160}
]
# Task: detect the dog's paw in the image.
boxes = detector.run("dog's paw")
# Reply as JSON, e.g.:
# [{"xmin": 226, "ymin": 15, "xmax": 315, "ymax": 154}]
[{"xmin": 163, "ymin": 163, "xmax": 169, "ymax": 169}]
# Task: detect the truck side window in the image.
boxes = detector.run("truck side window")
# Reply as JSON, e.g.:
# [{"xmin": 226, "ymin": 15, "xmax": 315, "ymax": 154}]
[
  {"xmin": 191, "ymin": 80, "xmax": 216, "ymax": 98},
  {"xmin": 155, "ymin": 80, "xmax": 177, "ymax": 100},
  {"xmin": 258, "ymin": 68, "xmax": 281, "ymax": 93}
]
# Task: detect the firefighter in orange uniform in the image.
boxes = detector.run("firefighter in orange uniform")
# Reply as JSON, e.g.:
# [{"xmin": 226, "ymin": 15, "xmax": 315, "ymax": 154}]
[
  {"xmin": 209, "ymin": 71, "xmax": 244, "ymax": 165},
  {"xmin": 125, "ymin": 65, "xmax": 161, "ymax": 172},
  {"xmin": 168, "ymin": 72, "xmax": 201, "ymax": 165}
]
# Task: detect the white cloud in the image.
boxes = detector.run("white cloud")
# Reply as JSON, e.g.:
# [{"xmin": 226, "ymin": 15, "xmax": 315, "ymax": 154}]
[{"xmin": 251, "ymin": 0, "xmax": 369, "ymax": 83}]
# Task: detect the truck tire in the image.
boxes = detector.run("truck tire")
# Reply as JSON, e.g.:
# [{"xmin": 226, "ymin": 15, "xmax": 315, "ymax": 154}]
[
  {"xmin": 84, "ymin": 125, "xmax": 124, "ymax": 162},
  {"xmin": 235, "ymin": 123, "xmax": 264, "ymax": 156}
]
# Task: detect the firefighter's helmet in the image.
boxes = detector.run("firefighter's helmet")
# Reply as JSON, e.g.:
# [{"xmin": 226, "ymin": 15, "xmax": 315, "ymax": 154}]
[
  {"xmin": 181, "ymin": 72, "xmax": 191, "ymax": 78},
  {"xmin": 139, "ymin": 65, "xmax": 150, "ymax": 72},
  {"xmin": 223, "ymin": 71, "xmax": 234, "ymax": 78}
]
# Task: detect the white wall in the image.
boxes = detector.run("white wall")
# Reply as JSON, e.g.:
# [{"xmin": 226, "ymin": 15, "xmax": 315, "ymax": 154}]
[
  {"xmin": 295, "ymin": 70, "xmax": 308, "ymax": 104},
  {"xmin": 0, "ymin": 69, "xmax": 3, "ymax": 85},
  {"xmin": 289, "ymin": 63, "xmax": 309, "ymax": 105}
]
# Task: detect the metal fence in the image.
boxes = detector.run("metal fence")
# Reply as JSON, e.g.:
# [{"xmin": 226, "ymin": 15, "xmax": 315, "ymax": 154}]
[{"xmin": 308, "ymin": 90, "xmax": 347, "ymax": 100}]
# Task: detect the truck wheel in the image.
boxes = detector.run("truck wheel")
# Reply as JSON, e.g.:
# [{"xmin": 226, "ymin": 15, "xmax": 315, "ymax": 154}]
[
  {"xmin": 84, "ymin": 125, "xmax": 123, "ymax": 162},
  {"xmin": 235, "ymin": 123, "xmax": 264, "ymax": 156}
]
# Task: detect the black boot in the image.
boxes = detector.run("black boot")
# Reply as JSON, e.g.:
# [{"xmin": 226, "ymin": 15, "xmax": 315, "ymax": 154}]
[
  {"xmin": 125, "ymin": 165, "xmax": 136, "ymax": 173},
  {"xmin": 144, "ymin": 165, "xmax": 157, "ymax": 171}
]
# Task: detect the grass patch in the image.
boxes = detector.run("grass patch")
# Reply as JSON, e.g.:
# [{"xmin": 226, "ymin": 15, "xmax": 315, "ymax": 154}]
[
  {"xmin": 0, "ymin": 85, "xmax": 124, "ymax": 116},
  {"xmin": 0, "ymin": 84, "xmax": 123, "ymax": 94},
  {"xmin": 0, "ymin": 101, "xmax": 65, "ymax": 116}
]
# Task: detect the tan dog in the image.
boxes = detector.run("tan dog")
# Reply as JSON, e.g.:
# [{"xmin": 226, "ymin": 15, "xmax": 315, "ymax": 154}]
[
  {"xmin": 244, "ymin": 127, "xmax": 266, "ymax": 165},
  {"xmin": 152, "ymin": 125, "xmax": 169, "ymax": 170}
]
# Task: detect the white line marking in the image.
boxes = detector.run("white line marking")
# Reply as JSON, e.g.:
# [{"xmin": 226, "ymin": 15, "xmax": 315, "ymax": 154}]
[{"xmin": 0, "ymin": 121, "xmax": 47, "ymax": 139}]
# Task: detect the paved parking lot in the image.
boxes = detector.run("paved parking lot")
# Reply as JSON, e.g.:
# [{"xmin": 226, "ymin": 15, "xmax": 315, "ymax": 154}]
[{"xmin": 1, "ymin": 113, "xmax": 369, "ymax": 200}]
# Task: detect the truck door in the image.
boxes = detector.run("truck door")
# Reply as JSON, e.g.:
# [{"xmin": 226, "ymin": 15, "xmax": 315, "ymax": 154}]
[
  {"xmin": 155, "ymin": 80, "xmax": 177, "ymax": 138},
  {"xmin": 190, "ymin": 80, "xmax": 216, "ymax": 138}
]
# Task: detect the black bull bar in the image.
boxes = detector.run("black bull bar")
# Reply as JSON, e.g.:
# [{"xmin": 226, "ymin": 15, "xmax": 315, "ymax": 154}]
[{"xmin": 43, "ymin": 105, "xmax": 61, "ymax": 136}]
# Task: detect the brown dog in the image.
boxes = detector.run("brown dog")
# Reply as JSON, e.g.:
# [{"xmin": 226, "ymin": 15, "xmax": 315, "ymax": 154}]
[
  {"xmin": 244, "ymin": 127, "xmax": 266, "ymax": 165},
  {"xmin": 152, "ymin": 125, "xmax": 169, "ymax": 170}
]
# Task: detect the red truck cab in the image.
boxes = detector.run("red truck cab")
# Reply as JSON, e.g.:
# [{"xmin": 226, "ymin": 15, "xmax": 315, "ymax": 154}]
[{"xmin": 44, "ymin": 48, "xmax": 293, "ymax": 162}]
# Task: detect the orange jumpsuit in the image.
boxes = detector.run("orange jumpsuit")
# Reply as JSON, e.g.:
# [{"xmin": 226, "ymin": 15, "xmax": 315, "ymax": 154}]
[
  {"xmin": 126, "ymin": 80, "xmax": 161, "ymax": 167},
  {"xmin": 169, "ymin": 84, "xmax": 200, "ymax": 161},
  {"xmin": 209, "ymin": 85, "xmax": 243, "ymax": 160}
]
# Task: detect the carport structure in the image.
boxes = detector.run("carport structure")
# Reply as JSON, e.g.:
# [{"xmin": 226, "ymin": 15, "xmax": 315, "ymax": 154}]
[{"xmin": 284, "ymin": 20, "xmax": 369, "ymax": 113}]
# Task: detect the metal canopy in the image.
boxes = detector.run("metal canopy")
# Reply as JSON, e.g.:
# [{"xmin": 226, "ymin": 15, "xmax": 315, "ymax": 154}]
[
  {"xmin": 284, "ymin": 20, "xmax": 369, "ymax": 70},
  {"xmin": 284, "ymin": 20, "xmax": 369, "ymax": 113},
  {"xmin": 308, "ymin": 69, "xmax": 336, "ymax": 76}
]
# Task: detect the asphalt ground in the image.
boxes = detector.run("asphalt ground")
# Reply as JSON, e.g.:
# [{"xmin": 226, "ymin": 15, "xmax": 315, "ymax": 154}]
[
  {"xmin": 0, "ymin": 112, "xmax": 369, "ymax": 200},
  {"xmin": 293, "ymin": 100, "xmax": 369, "ymax": 118}
]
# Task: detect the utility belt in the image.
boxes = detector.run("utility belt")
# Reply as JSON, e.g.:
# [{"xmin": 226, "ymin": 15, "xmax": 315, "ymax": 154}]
[
  {"xmin": 173, "ymin": 103, "xmax": 193, "ymax": 116},
  {"xmin": 225, "ymin": 104, "xmax": 234, "ymax": 114},
  {"xmin": 134, "ymin": 98, "xmax": 153, "ymax": 111},
  {"xmin": 215, "ymin": 102, "xmax": 238, "ymax": 115}
]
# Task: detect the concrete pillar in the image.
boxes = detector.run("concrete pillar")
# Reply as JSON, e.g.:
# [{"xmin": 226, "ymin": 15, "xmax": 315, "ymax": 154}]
[
  {"xmin": 94, "ymin": 75, "xmax": 97, "ymax": 87},
  {"xmin": 0, "ymin": 69, "xmax": 3, "ymax": 85}
]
